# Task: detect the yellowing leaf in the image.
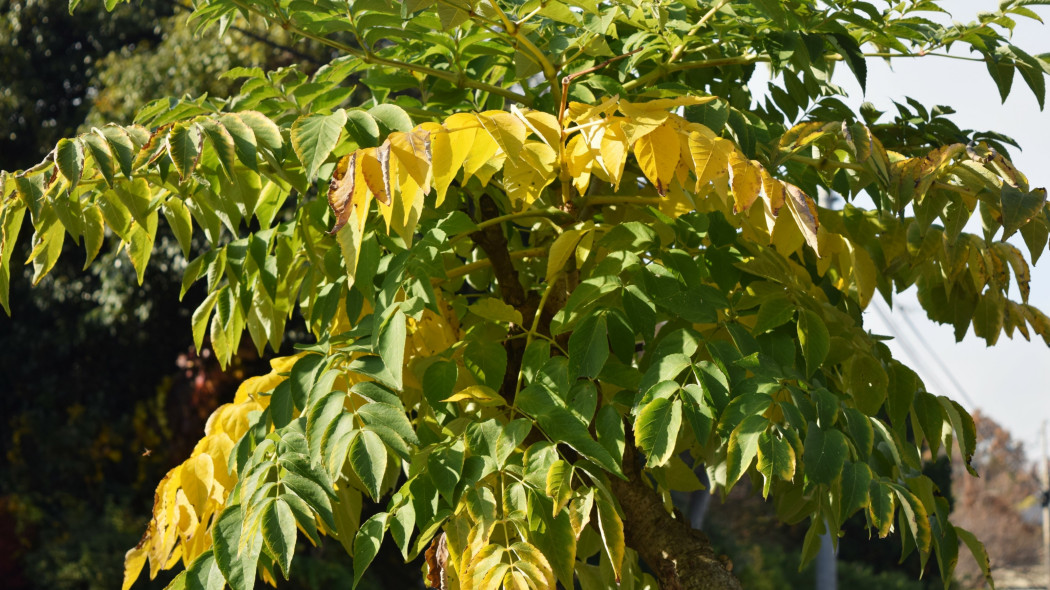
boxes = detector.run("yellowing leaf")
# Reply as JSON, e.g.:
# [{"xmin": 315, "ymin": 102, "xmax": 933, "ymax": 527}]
[
  {"xmin": 504, "ymin": 142, "xmax": 557, "ymax": 209},
  {"xmin": 688, "ymin": 130, "xmax": 730, "ymax": 191},
  {"xmin": 122, "ymin": 544, "xmax": 147, "ymax": 590},
  {"xmin": 360, "ymin": 143, "xmax": 393, "ymax": 206},
  {"xmin": 568, "ymin": 95, "xmax": 619, "ymax": 123},
  {"xmin": 460, "ymin": 117, "xmax": 500, "ymax": 185},
  {"xmin": 327, "ymin": 152, "xmax": 362, "ymax": 234},
  {"xmin": 180, "ymin": 453, "xmax": 215, "ymax": 513},
  {"xmin": 784, "ymin": 182, "xmax": 820, "ymax": 255},
  {"xmin": 633, "ymin": 123, "xmax": 679, "ymax": 195},
  {"xmin": 388, "ymin": 128, "xmax": 432, "ymax": 194},
  {"xmin": 599, "ymin": 119, "xmax": 628, "ymax": 190},
  {"xmin": 442, "ymin": 385, "xmax": 506, "ymax": 406},
  {"xmin": 566, "ymin": 134, "xmax": 594, "ymax": 194},
  {"xmin": 518, "ymin": 107, "xmax": 561, "ymax": 147},
  {"xmin": 547, "ymin": 228, "xmax": 589, "ymax": 282},
  {"xmin": 476, "ymin": 110, "xmax": 527, "ymax": 158},
  {"xmin": 729, "ymin": 152, "xmax": 761, "ymax": 213}
]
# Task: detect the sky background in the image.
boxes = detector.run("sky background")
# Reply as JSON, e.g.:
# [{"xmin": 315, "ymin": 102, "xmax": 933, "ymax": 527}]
[{"xmin": 751, "ymin": 0, "xmax": 1050, "ymax": 454}]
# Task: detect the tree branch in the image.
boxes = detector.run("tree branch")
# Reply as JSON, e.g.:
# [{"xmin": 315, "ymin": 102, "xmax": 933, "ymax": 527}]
[
  {"xmin": 610, "ymin": 440, "xmax": 742, "ymax": 590},
  {"xmin": 470, "ymin": 195, "xmax": 539, "ymax": 400}
]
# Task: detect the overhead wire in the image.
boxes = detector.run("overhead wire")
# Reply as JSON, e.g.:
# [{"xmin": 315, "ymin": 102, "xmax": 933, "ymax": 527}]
[{"xmin": 868, "ymin": 296, "xmax": 978, "ymax": 409}]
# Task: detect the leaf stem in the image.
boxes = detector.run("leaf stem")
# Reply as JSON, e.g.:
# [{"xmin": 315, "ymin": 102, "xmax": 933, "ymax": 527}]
[{"xmin": 667, "ymin": 0, "xmax": 731, "ymax": 65}]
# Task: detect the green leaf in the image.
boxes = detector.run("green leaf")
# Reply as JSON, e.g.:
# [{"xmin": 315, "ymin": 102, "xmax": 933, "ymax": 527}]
[
  {"xmin": 756, "ymin": 429, "xmax": 795, "ymax": 498},
  {"xmin": 99, "ymin": 125, "xmax": 137, "ymax": 178},
  {"xmin": 221, "ymin": 113, "xmax": 259, "ymax": 171},
  {"xmin": 352, "ymin": 512, "xmax": 389, "ymax": 589},
  {"xmin": 422, "ymin": 360, "xmax": 457, "ymax": 414},
  {"xmin": 636, "ymin": 396, "xmax": 682, "ymax": 468},
  {"xmin": 546, "ymin": 460, "xmax": 574, "ymax": 515},
  {"xmin": 752, "ymin": 297, "xmax": 795, "ymax": 334},
  {"xmin": 0, "ymin": 202, "xmax": 27, "ymax": 315},
  {"xmin": 1001, "ymin": 185, "xmax": 1047, "ymax": 237},
  {"xmin": 868, "ymin": 480, "xmax": 895, "ymax": 537},
  {"xmin": 238, "ymin": 111, "xmax": 283, "ymax": 152},
  {"xmin": 199, "ymin": 118, "xmax": 238, "ymax": 179},
  {"xmin": 213, "ymin": 505, "xmax": 260, "ymax": 590},
  {"xmin": 568, "ymin": 312, "xmax": 609, "ymax": 380},
  {"xmin": 803, "ymin": 423, "xmax": 847, "ymax": 486},
  {"xmin": 469, "ymin": 297, "xmax": 523, "ymax": 325},
  {"xmin": 547, "ymin": 228, "xmax": 588, "ymax": 282},
  {"xmin": 956, "ymin": 526, "xmax": 995, "ymax": 589},
  {"xmin": 261, "ymin": 498, "xmax": 298, "ymax": 578},
  {"xmin": 55, "ymin": 138, "xmax": 84, "ymax": 188},
  {"xmin": 464, "ymin": 338, "xmax": 507, "ymax": 391},
  {"xmin": 594, "ymin": 490, "xmax": 625, "ymax": 583},
  {"xmin": 517, "ymin": 384, "xmax": 622, "ymax": 477},
  {"xmin": 368, "ymin": 104, "xmax": 414, "ymax": 133},
  {"xmin": 797, "ymin": 309, "xmax": 830, "ymax": 377},
  {"xmin": 184, "ymin": 550, "xmax": 224, "ymax": 590},
  {"xmin": 82, "ymin": 132, "xmax": 115, "ymax": 186},
  {"xmin": 162, "ymin": 198, "xmax": 193, "ymax": 258},
  {"xmin": 168, "ymin": 122, "xmax": 202, "ymax": 180},
  {"xmin": 726, "ymin": 414, "xmax": 768, "ymax": 490},
  {"xmin": 839, "ymin": 462, "xmax": 872, "ymax": 523},
  {"xmin": 427, "ymin": 441, "xmax": 464, "ymax": 502},
  {"xmin": 828, "ymin": 33, "xmax": 867, "ymax": 92},
  {"xmin": 349, "ymin": 429, "xmax": 387, "ymax": 500},
  {"xmin": 595, "ymin": 405, "xmax": 625, "ymax": 466},
  {"xmin": 291, "ymin": 110, "xmax": 348, "ymax": 181}
]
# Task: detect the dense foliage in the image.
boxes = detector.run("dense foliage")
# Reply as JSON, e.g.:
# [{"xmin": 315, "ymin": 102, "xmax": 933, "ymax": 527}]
[{"xmin": 3, "ymin": 1, "xmax": 1050, "ymax": 589}]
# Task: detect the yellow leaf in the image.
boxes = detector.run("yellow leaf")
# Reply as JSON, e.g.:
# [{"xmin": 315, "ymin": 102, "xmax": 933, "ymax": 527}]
[
  {"xmin": 848, "ymin": 241, "xmax": 877, "ymax": 307},
  {"xmin": 337, "ymin": 214, "xmax": 365, "ymax": 289},
  {"xmin": 622, "ymin": 95, "xmax": 718, "ymax": 112},
  {"xmin": 502, "ymin": 570, "xmax": 531, "ymax": 590},
  {"xmin": 122, "ymin": 544, "xmax": 147, "ymax": 590},
  {"xmin": 783, "ymin": 182, "xmax": 821, "ymax": 255},
  {"xmin": 388, "ymin": 127, "xmax": 432, "ymax": 194},
  {"xmin": 517, "ymin": 107, "xmax": 561, "ymax": 147},
  {"xmin": 568, "ymin": 94, "xmax": 620, "ymax": 123},
  {"xmin": 392, "ymin": 160, "xmax": 424, "ymax": 243},
  {"xmin": 326, "ymin": 152, "xmax": 372, "ymax": 235},
  {"xmin": 442, "ymin": 385, "xmax": 506, "ymax": 406},
  {"xmin": 504, "ymin": 142, "xmax": 557, "ymax": 210},
  {"xmin": 360, "ymin": 144, "xmax": 393, "ymax": 206},
  {"xmin": 547, "ymin": 228, "xmax": 589, "ymax": 282},
  {"xmin": 688, "ymin": 130, "xmax": 730, "ymax": 191},
  {"xmin": 509, "ymin": 542, "xmax": 556, "ymax": 589},
  {"xmin": 180, "ymin": 453, "xmax": 215, "ymax": 513},
  {"xmin": 618, "ymin": 100, "xmax": 671, "ymax": 128},
  {"xmin": 432, "ymin": 116, "xmax": 476, "ymax": 203},
  {"xmin": 460, "ymin": 119, "xmax": 500, "ymax": 185},
  {"xmin": 566, "ymin": 134, "xmax": 594, "ymax": 194},
  {"xmin": 599, "ymin": 119, "xmax": 628, "ymax": 190},
  {"xmin": 758, "ymin": 167, "xmax": 785, "ymax": 232},
  {"xmin": 779, "ymin": 121, "xmax": 834, "ymax": 151},
  {"xmin": 728, "ymin": 152, "xmax": 761, "ymax": 213},
  {"xmin": 476, "ymin": 110, "xmax": 526, "ymax": 158},
  {"xmin": 633, "ymin": 123, "xmax": 680, "ymax": 195}
]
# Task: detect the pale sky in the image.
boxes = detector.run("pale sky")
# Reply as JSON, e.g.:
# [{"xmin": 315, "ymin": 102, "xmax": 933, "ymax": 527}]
[{"xmin": 758, "ymin": 0, "xmax": 1050, "ymax": 452}]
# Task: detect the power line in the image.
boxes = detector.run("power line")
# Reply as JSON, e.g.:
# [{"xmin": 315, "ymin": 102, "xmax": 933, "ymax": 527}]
[
  {"xmin": 893, "ymin": 301, "xmax": 980, "ymax": 409},
  {"xmin": 869, "ymin": 297, "xmax": 978, "ymax": 409}
]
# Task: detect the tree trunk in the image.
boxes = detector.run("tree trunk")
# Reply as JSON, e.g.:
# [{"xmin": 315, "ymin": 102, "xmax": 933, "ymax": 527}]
[{"xmin": 610, "ymin": 447, "xmax": 742, "ymax": 590}]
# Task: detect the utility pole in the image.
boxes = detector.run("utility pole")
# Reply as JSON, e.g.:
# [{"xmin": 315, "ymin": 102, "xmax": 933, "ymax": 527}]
[{"xmin": 1041, "ymin": 422, "xmax": 1050, "ymax": 590}]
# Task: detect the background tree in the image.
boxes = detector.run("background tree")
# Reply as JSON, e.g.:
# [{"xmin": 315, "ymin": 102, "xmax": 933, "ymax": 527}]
[
  {"xmin": 3, "ymin": 1, "xmax": 1050, "ymax": 590},
  {"xmin": 0, "ymin": 4, "xmax": 320, "ymax": 589}
]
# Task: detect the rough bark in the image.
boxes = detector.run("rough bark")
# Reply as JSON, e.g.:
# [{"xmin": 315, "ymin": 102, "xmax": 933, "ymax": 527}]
[
  {"xmin": 469, "ymin": 194, "xmax": 537, "ymax": 401},
  {"xmin": 610, "ymin": 446, "xmax": 742, "ymax": 590}
]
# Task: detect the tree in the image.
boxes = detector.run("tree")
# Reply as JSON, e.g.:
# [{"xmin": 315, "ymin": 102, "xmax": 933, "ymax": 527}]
[{"xmin": 3, "ymin": 1, "xmax": 1050, "ymax": 589}]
